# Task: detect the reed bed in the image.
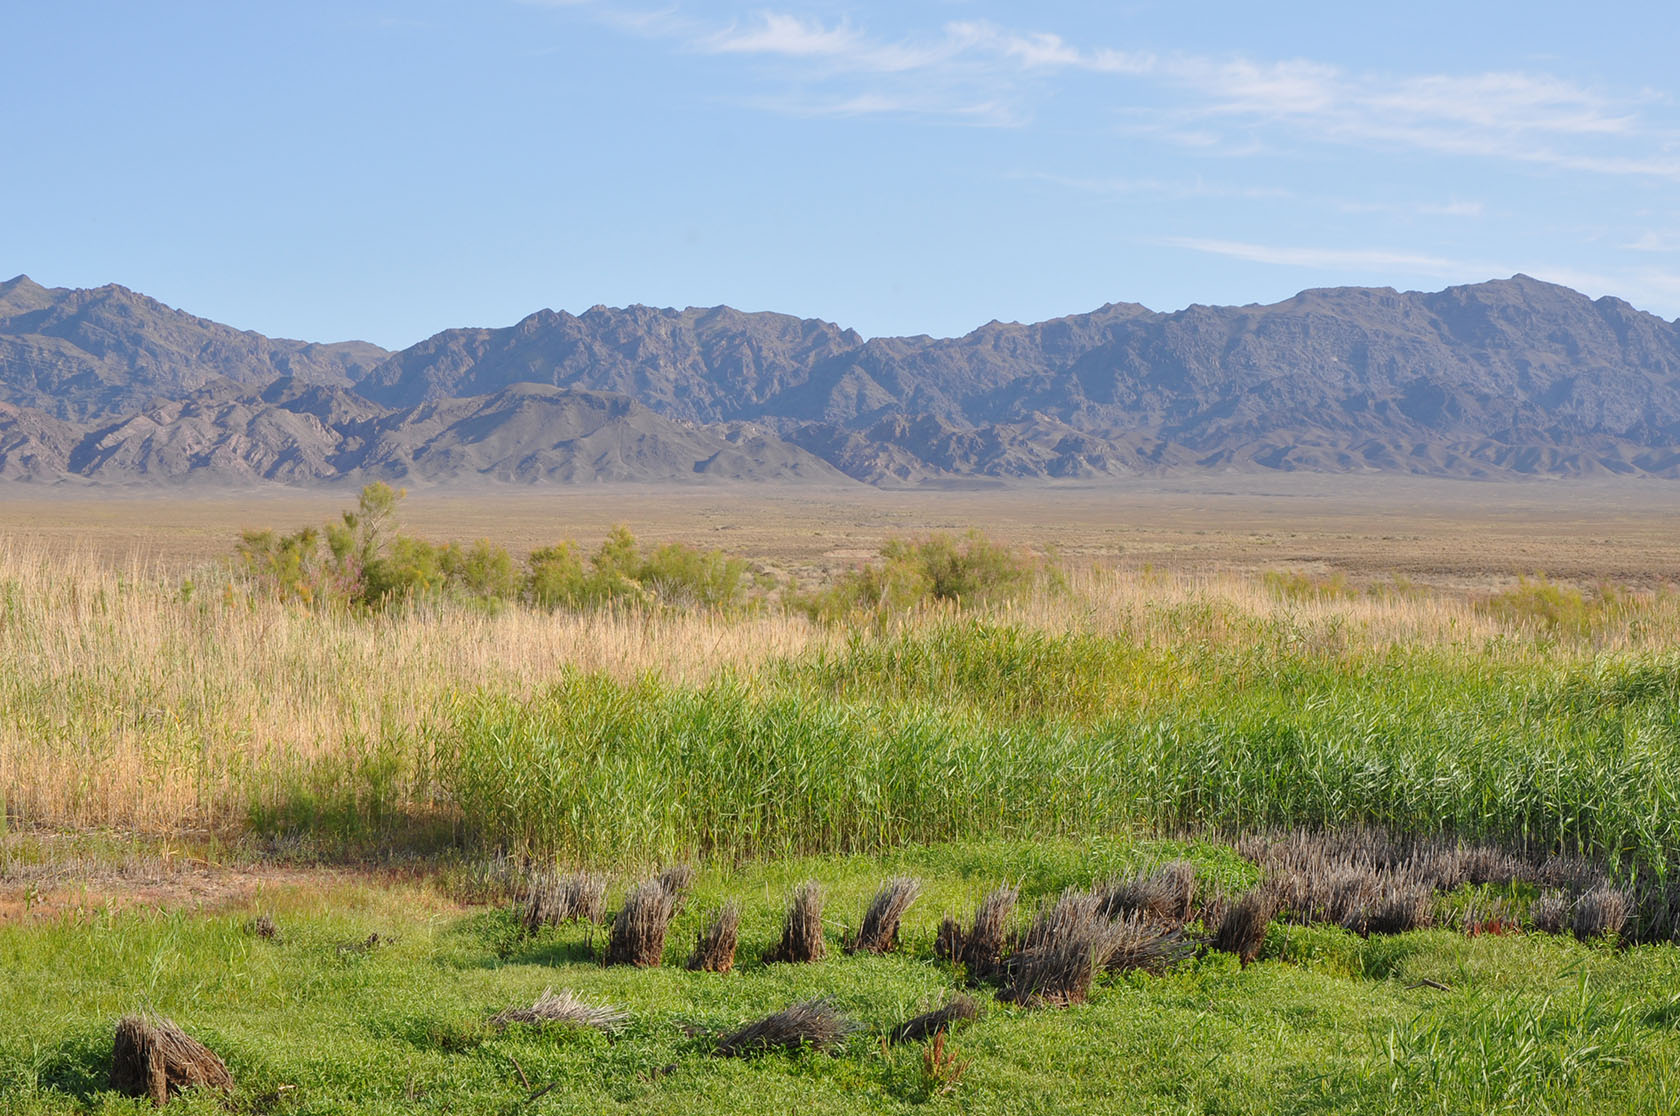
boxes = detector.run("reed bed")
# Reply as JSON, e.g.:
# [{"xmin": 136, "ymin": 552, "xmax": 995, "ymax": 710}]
[{"xmin": 10, "ymin": 543, "xmax": 1680, "ymax": 881}]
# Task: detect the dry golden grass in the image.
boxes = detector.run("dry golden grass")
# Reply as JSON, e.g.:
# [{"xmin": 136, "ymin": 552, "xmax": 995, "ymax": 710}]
[
  {"xmin": 0, "ymin": 544, "xmax": 825, "ymax": 833},
  {"xmin": 5, "ymin": 524, "xmax": 1678, "ymax": 841}
]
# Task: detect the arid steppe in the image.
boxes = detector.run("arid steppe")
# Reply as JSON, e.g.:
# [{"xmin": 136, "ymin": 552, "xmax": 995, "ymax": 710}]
[{"xmin": 9, "ymin": 474, "xmax": 1680, "ymax": 587}]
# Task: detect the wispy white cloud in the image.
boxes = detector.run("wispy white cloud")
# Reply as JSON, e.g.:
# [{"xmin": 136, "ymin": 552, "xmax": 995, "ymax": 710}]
[
  {"xmin": 1164, "ymin": 237, "xmax": 1478, "ymax": 277},
  {"xmin": 518, "ymin": 5, "xmax": 1680, "ymax": 182},
  {"xmin": 1629, "ymin": 231, "xmax": 1680, "ymax": 253},
  {"xmin": 701, "ymin": 14, "xmax": 896, "ymax": 65}
]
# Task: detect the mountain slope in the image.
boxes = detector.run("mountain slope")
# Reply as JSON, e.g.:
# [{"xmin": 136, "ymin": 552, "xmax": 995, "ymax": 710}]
[
  {"xmin": 357, "ymin": 384, "xmax": 846, "ymax": 484},
  {"xmin": 0, "ymin": 275, "xmax": 388, "ymax": 421},
  {"xmin": 358, "ymin": 304, "xmax": 864, "ymax": 422},
  {"xmin": 4, "ymin": 273, "xmax": 1680, "ymax": 484},
  {"xmin": 352, "ymin": 275, "xmax": 1680, "ymax": 480}
]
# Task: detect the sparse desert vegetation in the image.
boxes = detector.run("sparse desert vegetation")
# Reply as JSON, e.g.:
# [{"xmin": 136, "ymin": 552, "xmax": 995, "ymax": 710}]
[{"xmin": 9, "ymin": 486, "xmax": 1680, "ymax": 1112}]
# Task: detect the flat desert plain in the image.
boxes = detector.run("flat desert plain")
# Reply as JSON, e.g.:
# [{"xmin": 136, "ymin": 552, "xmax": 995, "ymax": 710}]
[{"xmin": 5, "ymin": 474, "xmax": 1679, "ymax": 586}]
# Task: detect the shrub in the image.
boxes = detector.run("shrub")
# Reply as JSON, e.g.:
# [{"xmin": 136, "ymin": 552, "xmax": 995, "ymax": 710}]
[
  {"xmin": 1480, "ymin": 575, "xmax": 1639, "ymax": 638},
  {"xmin": 521, "ymin": 526, "xmax": 749, "ymax": 612},
  {"xmin": 795, "ymin": 531, "xmax": 1053, "ymax": 622},
  {"xmin": 235, "ymin": 484, "xmax": 518, "ymax": 610},
  {"xmin": 638, "ymin": 540, "xmax": 750, "ymax": 609},
  {"xmin": 524, "ymin": 541, "xmax": 590, "ymax": 609},
  {"xmin": 441, "ymin": 538, "xmax": 521, "ymax": 601}
]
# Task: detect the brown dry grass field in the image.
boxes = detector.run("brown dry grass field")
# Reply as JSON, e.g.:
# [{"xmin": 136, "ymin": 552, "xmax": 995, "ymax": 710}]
[
  {"xmin": 4, "ymin": 472, "xmax": 1680, "ymax": 848},
  {"xmin": 6, "ymin": 473, "xmax": 1680, "ymax": 588}
]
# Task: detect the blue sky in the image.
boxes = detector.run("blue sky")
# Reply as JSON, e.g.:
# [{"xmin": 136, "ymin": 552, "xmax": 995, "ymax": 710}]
[{"xmin": 4, "ymin": 1, "xmax": 1679, "ymax": 348}]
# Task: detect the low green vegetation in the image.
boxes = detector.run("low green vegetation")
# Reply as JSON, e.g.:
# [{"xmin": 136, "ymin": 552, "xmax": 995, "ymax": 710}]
[
  {"xmin": 18, "ymin": 509, "xmax": 1680, "ymax": 1112},
  {"xmin": 233, "ymin": 485, "xmax": 1050, "ymax": 618},
  {"xmin": 789, "ymin": 532, "xmax": 1055, "ymax": 623},
  {"xmin": 236, "ymin": 485, "xmax": 757, "ymax": 612},
  {"xmin": 248, "ymin": 623, "xmax": 1680, "ymax": 892},
  {"xmin": 4, "ymin": 840, "xmax": 1678, "ymax": 1115},
  {"xmin": 1479, "ymin": 575, "xmax": 1644, "ymax": 638}
]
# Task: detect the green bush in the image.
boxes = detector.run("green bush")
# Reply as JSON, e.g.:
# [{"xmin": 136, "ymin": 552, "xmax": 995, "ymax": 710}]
[
  {"xmin": 794, "ymin": 531, "xmax": 1053, "ymax": 623},
  {"xmin": 1481, "ymin": 576, "xmax": 1638, "ymax": 637},
  {"xmin": 236, "ymin": 484, "xmax": 518, "ymax": 610},
  {"xmin": 524, "ymin": 540, "xmax": 591, "ymax": 609},
  {"xmin": 520, "ymin": 526, "xmax": 748, "ymax": 612},
  {"xmin": 441, "ymin": 538, "xmax": 521, "ymax": 602}
]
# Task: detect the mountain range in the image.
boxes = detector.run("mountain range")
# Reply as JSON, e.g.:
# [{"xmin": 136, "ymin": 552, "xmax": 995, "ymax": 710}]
[{"xmin": 5, "ymin": 271, "xmax": 1680, "ymax": 485}]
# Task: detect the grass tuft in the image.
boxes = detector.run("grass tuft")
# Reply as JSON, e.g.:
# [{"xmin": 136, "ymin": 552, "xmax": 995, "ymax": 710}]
[
  {"xmin": 764, "ymin": 880, "xmax": 825, "ymax": 964},
  {"xmin": 603, "ymin": 879, "xmax": 675, "ymax": 967},
  {"xmin": 714, "ymin": 1000, "xmax": 856, "ymax": 1057},
  {"xmin": 847, "ymin": 876, "xmax": 921, "ymax": 954}
]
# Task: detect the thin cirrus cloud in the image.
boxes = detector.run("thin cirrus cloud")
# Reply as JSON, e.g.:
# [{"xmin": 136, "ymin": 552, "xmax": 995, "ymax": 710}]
[
  {"xmin": 575, "ymin": 6, "xmax": 1678, "ymax": 180},
  {"xmin": 1163, "ymin": 237, "xmax": 1481, "ymax": 277}
]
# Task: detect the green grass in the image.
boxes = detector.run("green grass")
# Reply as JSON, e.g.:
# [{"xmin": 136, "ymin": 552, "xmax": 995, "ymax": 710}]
[
  {"xmin": 275, "ymin": 624, "xmax": 1680, "ymax": 879},
  {"xmin": 5, "ymin": 840, "xmax": 1680, "ymax": 1114}
]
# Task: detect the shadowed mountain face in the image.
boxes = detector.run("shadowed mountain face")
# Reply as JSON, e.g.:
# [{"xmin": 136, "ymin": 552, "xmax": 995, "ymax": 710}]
[
  {"xmin": 0, "ymin": 275, "xmax": 388, "ymax": 422},
  {"xmin": 4, "ymin": 272, "xmax": 1680, "ymax": 485}
]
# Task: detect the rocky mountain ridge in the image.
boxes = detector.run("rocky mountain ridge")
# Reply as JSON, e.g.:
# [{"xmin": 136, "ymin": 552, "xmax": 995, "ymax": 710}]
[{"xmin": 4, "ymin": 272, "xmax": 1680, "ymax": 485}]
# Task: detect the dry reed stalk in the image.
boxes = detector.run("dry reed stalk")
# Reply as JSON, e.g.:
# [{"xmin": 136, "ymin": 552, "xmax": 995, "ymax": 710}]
[
  {"xmin": 604, "ymin": 880, "xmax": 675, "ymax": 967},
  {"xmin": 1104, "ymin": 912, "xmax": 1196, "ymax": 973},
  {"xmin": 659, "ymin": 864, "xmax": 696, "ymax": 913},
  {"xmin": 998, "ymin": 926, "xmax": 1114, "ymax": 1007},
  {"xmin": 934, "ymin": 915, "xmax": 964, "ymax": 964},
  {"xmin": 522, "ymin": 870, "xmax": 608, "ymax": 933},
  {"xmin": 714, "ymin": 1000, "xmax": 856, "ymax": 1057},
  {"xmin": 1213, "ymin": 889, "xmax": 1275, "ymax": 967},
  {"xmin": 1531, "ymin": 891, "xmax": 1571, "ymax": 934},
  {"xmin": 848, "ymin": 877, "xmax": 921, "ymax": 954},
  {"xmin": 1571, "ymin": 886, "xmax": 1630, "ymax": 941},
  {"xmin": 1342, "ymin": 881, "xmax": 1435, "ymax": 937},
  {"xmin": 687, "ymin": 902, "xmax": 741, "ymax": 973},
  {"xmin": 996, "ymin": 887, "xmax": 1145, "ymax": 1007},
  {"xmin": 1021, "ymin": 888, "xmax": 1104, "ymax": 953},
  {"xmin": 890, "ymin": 996, "xmax": 980, "ymax": 1045},
  {"xmin": 1096, "ymin": 861, "xmax": 1197, "ymax": 925},
  {"xmin": 957, "ymin": 884, "xmax": 1018, "ymax": 981},
  {"xmin": 491, "ymin": 987, "xmax": 629, "ymax": 1033},
  {"xmin": 1242, "ymin": 827, "xmax": 1518, "ymax": 935},
  {"xmin": 110, "ymin": 1013, "xmax": 233, "ymax": 1107},
  {"xmin": 1538, "ymin": 854, "xmax": 1608, "ymax": 894},
  {"xmin": 764, "ymin": 880, "xmax": 825, "ymax": 964}
]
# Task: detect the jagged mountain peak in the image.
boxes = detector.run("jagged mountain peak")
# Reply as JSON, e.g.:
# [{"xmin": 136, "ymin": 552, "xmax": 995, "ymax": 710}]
[{"xmin": 4, "ymin": 275, "xmax": 1680, "ymax": 486}]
